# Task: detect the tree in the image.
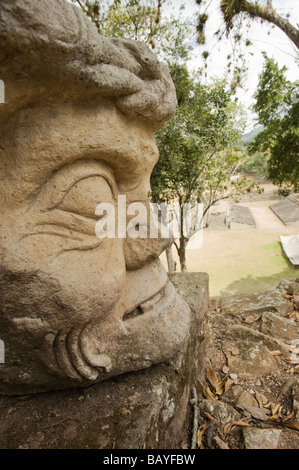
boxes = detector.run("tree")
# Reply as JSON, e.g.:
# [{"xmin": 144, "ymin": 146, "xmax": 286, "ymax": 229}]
[
  {"xmin": 249, "ymin": 57, "xmax": 299, "ymax": 194},
  {"xmin": 196, "ymin": 0, "xmax": 299, "ymax": 49},
  {"xmin": 151, "ymin": 65, "xmax": 261, "ymax": 271},
  {"xmin": 195, "ymin": 0, "xmax": 298, "ymax": 93},
  {"xmin": 220, "ymin": 0, "xmax": 299, "ymax": 49},
  {"xmin": 71, "ymin": 0, "xmax": 193, "ymax": 63}
]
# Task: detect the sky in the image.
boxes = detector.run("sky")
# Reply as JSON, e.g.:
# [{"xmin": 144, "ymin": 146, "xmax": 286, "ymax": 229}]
[{"xmin": 174, "ymin": 0, "xmax": 299, "ymax": 131}]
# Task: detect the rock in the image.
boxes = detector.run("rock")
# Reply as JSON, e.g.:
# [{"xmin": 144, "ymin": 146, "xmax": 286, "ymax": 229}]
[
  {"xmin": 230, "ymin": 205, "xmax": 256, "ymax": 229},
  {"xmin": 236, "ymin": 391, "xmax": 259, "ymax": 409},
  {"xmin": 230, "ymin": 373, "xmax": 239, "ymax": 382},
  {"xmin": 294, "ymin": 296, "xmax": 299, "ymax": 310},
  {"xmin": 261, "ymin": 311, "xmax": 299, "ymax": 342},
  {"xmin": 239, "ymin": 405, "xmax": 271, "ymax": 421},
  {"xmin": 169, "ymin": 273, "xmax": 209, "ymax": 323},
  {"xmin": 213, "ymin": 435, "xmax": 230, "ymax": 449},
  {"xmin": 270, "ymin": 197, "xmax": 299, "ymax": 226},
  {"xmin": 223, "ymin": 334, "xmax": 280, "ymax": 378},
  {"xmin": 225, "ymin": 385, "xmax": 244, "ymax": 403},
  {"xmin": 277, "ymin": 279, "xmax": 299, "ymax": 296},
  {"xmin": 242, "ymin": 428, "xmax": 281, "ymax": 449},
  {"xmin": 220, "ymin": 290, "xmax": 291, "ymax": 317},
  {"xmin": 0, "ymin": 358, "xmax": 189, "ymax": 449},
  {"xmin": 227, "ymin": 325, "xmax": 290, "ymax": 357},
  {"xmin": 292, "ymin": 380, "xmax": 299, "ymax": 420},
  {"xmin": 0, "ymin": 272, "xmax": 209, "ymax": 449},
  {"xmin": 200, "ymin": 399, "xmax": 241, "ymax": 426},
  {"xmin": 289, "ymin": 282, "xmax": 299, "ymax": 296}
]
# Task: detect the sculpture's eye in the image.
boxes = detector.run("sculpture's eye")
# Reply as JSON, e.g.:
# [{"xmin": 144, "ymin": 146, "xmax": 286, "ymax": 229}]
[
  {"xmin": 25, "ymin": 161, "xmax": 118, "ymax": 245},
  {"xmin": 57, "ymin": 175, "xmax": 115, "ymax": 219}
]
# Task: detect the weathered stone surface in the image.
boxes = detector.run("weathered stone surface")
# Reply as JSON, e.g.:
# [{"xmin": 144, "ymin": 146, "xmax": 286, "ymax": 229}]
[
  {"xmin": 261, "ymin": 311, "xmax": 299, "ymax": 342},
  {"xmin": 289, "ymin": 282, "xmax": 299, "ymax": 296},
  {"xmin": 200, "ymin": 399, "xmax": 241, "ymax": 426},
  {"xmin": 170, "ymin": 272, "xmax": 210, "ymax": 391},
  {"xmin": 225, "ymin": 385, "xmax": 244, "ymax": 403},
  {"xmin": 277, "ymin": 278, "xmax": 299, "ymax": 295},
  {"xmin": 242, "ymin": 427, "xmax": 281, "ymax": 449},
  {"xmin": 169, "ymin": 272, "xmax": 209, "ymax": 323},
  {"xmin": 201, "ymin": 282, "xmax": 299, "ymax": 449},
  {"xmin": 219, "ymin": 290, "xmax": 291, "ymax": 317},
  {"xmin": 0, "ymin": 360, "xmax": 190, "ymax": 449},
  {"xmin": 270, "ymin": 195, "xmax": 299, "ymax": 226},
  {"xmin": 236, "ymin": 390, "xmax": 259, "ymax": 409},
  {"xmin": 230, "ymin": 205, "xmax": 256, "ymax": 229},
  {"xmin": 227, "ymin": 325, "xmax": 290, "ymax": 357},
  {"xmin": 224, "ymin": 339, "xmax": 279, "ymax": 378},
  {"xmin": 0, "ymin": 0, "xmax": 194, "ymax": 395},
  {"xmin": 0, "ymin": 273, "xmax": 209, "ymax": 449},
  {"xmin": 0, "ymin": 0, "xmax": 177, "ymax": 128}
]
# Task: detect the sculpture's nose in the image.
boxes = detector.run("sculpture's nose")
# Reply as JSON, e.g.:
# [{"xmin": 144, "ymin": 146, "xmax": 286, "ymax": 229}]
[{"xmin": 124, "ymin": 223, "xmax": 172, "ymax": 270}]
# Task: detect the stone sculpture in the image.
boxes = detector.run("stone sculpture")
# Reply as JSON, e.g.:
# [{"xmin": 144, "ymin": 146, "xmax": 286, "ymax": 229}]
[{"xmin": 0, "ymin": 0, "xmax": 191, "ymax": 394}]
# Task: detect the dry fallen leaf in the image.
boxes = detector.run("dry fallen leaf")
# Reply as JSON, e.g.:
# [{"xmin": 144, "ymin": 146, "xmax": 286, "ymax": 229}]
[
  {"xmin": 270, "ymin": 350, "xmax": 282, "ymax": 356},
  {"xmin": 281, "ymin": 421, "xmax": 299, "ymax": 431},
  {"xmin": 203, "ymin": 383, "xmax": 218, "ymax": 401},
  {"xmin": 197, "ymin": 422, "xmax": 208, "ymax": 448},
  {"xmin": 203, "ymin": 411, "xmax": 221, "ymax": 427},
  {"xmin": 206, "ymin": 366, "xmax": 224, "ymax": 395},
  {"xmin": 282, "ymin": 410, "xmax": 295, "ymax": 423},
  {"xmin": 255, "ymin": 391, "xmax": 268, "ymax": 408},
  {"xmin": 224, "ymin": 377, "xmax": 233, "ymax": 393},
  {"xmin": 224, "ymin": 418, "xmax": 251, "ymax": 435},
  {"xmin": 270, "ymin": 403, "xmax": 283, "ymax": 420}
]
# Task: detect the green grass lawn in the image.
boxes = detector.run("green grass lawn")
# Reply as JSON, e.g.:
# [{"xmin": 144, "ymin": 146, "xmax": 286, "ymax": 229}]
[{"xmin": 161, "ymin": 200, "xmax": 298, "ymax": 299}]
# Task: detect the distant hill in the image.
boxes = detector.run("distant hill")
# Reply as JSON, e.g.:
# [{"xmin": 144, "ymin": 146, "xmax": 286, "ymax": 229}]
[{"xmin": 241, "ymin": 125, "xmax": 264, "ymax": 145}]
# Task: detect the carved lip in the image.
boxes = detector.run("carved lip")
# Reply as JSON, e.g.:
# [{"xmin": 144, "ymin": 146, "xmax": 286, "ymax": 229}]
[{"xmin": 122, "ymin": 281, "xmax": 173, "ymax": 321}]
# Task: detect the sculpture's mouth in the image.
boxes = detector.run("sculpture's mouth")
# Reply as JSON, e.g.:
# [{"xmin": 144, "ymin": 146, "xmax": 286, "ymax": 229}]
[
  {"xmin": 42, "ymin": 278, "xmax": 187, "ymax": 386},
  {"xmin": 123, "ymin": 284, "xmax": 167, "ymax": 321}
]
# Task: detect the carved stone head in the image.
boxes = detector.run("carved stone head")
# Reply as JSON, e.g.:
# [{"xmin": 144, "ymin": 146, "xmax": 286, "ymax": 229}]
[{"xmin": 0, "ymin": 0, "xmax": 191, "ymax": 394}]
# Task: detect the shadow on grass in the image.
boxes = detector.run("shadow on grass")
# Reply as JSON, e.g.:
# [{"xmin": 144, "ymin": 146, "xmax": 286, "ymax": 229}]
[{"xmin": 217, "ymin": 242, "xmax": 298, "ymax": 299}]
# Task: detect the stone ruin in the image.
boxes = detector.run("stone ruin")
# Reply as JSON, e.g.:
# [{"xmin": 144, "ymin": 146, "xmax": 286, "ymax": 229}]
[{"xmin": 0, "ymin": 0, "xmax": 209, "ymax": 448}]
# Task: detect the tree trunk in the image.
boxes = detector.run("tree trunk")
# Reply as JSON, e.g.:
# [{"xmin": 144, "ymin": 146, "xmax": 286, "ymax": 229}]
[
  {"xmin": 178, "ymin": 237, "xmax": 187, "ymax": 272},
  {"xmin": 165, "ymin": 244, "xmax": 176, "ymax": 274}
]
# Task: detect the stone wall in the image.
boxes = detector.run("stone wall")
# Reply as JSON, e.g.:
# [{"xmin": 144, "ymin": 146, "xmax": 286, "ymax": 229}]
[{"xmin": 0, "ymin": 274, "xmax": 209, "ymax": 449}]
